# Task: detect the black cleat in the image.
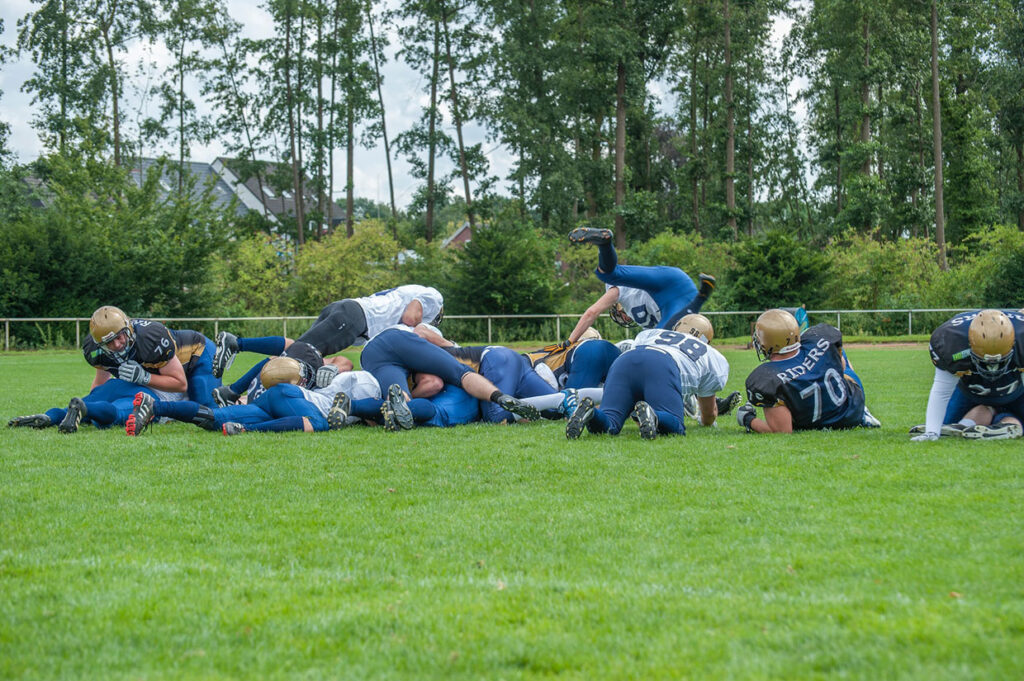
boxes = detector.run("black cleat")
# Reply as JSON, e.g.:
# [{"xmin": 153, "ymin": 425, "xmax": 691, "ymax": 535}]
[
  {"xmin": 566, "ymin": 397, "xmax": 596, "ymax": 439},
  {"xmin": 222, "ymin": 422, "xmax": 246, "ymax": 436},
  {"xmin": 125, "ymin": 392, "xmax": 156, "ymax": 436},
  {"xmin": 58, "ymin": 397, "xmax": 87, "ymax": 434},
  {"xmin": 496, "ymin": 394, "xmax": 540, "ymax": 421},
  {"xmin": 698, "ymin": 273, "xmax": 716, "ymax": 298},
  {"xmin": 7, "ymin": 414, "xmax": 53, "ymax": 429},
  {"xmin": 568, "ymin": 227, "xmax": 613, "ymax": 245},
  {"xmin": 716, "ymin": 391, "xmax": 741, "ymax": 416},
  {"xmin": 212, "ymin": 384, "xmax": 240, "ymax": 407},
  {"xmin": 327, "ymin": 392, "xmax": 352, "ymax": 430},
  {"xmin": 386, "ymin": 384, "xmax": 415, "ymax": 430},
  {"xmin": 631, "ymin": 401, "xmax": 659, "ymax": 440},
  {"xmin": 961, "ymin": 423, "xmax": 1022, "ymax": 440},
  {"xmin": 909, "ymin": 423, "xmax": 966, "ymax": 437},
  {"xmin": 212, "ymin": 331, "xmax": 239, "ymax": 379}
]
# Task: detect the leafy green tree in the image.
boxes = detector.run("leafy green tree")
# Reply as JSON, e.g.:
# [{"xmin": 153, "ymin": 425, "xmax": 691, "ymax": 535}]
[{"xmin": 726, "ymin": 231, "xmax": 830, "ymax": 310}]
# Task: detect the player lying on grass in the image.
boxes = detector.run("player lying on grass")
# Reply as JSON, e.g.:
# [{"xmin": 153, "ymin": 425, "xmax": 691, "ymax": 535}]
[
  {"xmin": 522, "ymin": 327, "xmax": 621, "ymax": 393},
  {"xmin": 736, "ymin": 309, "xmax": 881, "ymax": 434},
  {"xmin": 211, "ymin": 284, "xmax": 443, "ymax": 378},
  {"xmin": 565, "ymin": 314, "xmax": 733, "ymax": 440},
  {"xmin": 563, "ymin": 226, "xmax": 715, "ymax": 343},
  {"xmin": 8, "ymin": 306, "xmax": 220, "ymax": 433},
  {"xmin": 909, "ymin": 309, "xmax": 1024, "ymax": 441},
  {"xmin": 126, "ymin": 356, "xmax": 382, "ymax": 436}
]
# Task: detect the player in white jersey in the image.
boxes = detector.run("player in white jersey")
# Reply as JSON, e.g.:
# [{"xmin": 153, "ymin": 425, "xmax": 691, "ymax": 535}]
[
  {"xmin": 211, "ymin": 284, "xmax": 444, "ymax": 377},
  {"xmin": 565, "ymin": 315, "xmax": 730, "ymax": 440}
]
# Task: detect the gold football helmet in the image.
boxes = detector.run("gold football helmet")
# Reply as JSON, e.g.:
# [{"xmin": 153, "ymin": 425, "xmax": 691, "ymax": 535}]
[
  {"xmin": 968, "ymin": 309, "xmax": 1015, "ymax": 378},
  {"xmin": 673, "ymin": 313, "xmax": 714, "ymax": 343},
  {"xmin": 261, "ymin": 357, "xmax": 304, "ymax": 388},
  {"xmin": 89, "ymin": 306, "xmax": 135, "ymax": 358},
  {"xmin": 579, "ymin": 327, "xmax": 602, "ymax": 341},
  {"xmin": 752, "ymin": 309, "xmax": 801, "ymax": 361}
]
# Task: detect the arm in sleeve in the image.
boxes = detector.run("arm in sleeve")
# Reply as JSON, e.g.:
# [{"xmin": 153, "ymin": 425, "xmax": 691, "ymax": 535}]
[{"xmin": 923, "ymin": 367, "xmax": 959, "ymax": 435}]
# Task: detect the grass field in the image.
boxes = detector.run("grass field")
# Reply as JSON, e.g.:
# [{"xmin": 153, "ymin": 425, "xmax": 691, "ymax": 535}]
[{"xmin": 1, "ymin": 345, "xmax": 1022, "ymax": 680}]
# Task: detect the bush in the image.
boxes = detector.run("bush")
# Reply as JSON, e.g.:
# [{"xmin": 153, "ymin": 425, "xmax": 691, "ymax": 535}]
[{"xmin": 726, "ymin": 231, "xmax": 831, "ymax": 311}]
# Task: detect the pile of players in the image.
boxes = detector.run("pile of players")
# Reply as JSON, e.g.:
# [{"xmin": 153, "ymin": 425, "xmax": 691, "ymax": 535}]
[{"xmin": 8, "ymin": 226, "xmax": 1023, "ymax": 441}]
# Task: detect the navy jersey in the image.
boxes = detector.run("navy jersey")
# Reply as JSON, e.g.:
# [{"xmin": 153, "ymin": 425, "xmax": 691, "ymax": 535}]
[
  {"xmin": 444, "ymin": 345, "xmax": 486, "ymax": 372},
  {"xmin": 928, "ymin": 310, "xmax": 1024, "ymax": 405},
  {"xmin": 83, "ymin": 319, "xmax": 176, "ymax": 374},
  {"xmin": 170, "ymin": 329, "xmax": 208, "ymax": 375},
  {"xmin": 745, "ymin": 324, "xmax": 865, "ymax": 430}
]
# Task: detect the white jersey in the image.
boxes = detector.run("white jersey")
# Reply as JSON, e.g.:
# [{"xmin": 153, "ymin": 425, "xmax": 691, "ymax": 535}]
[
  {"xmin": 633, "ymin": 328, "xmax": 729, "ymax": 397},
  {"xmin": 298, "ymin": 370, "xmax": 382, "ymax": 421},
  {"xmin": 611, "ymin": 284, "xmax": 661, "ymax": 329},
  {"xmin": 355, "ymin": 285, "xmax": 444, "ymax": 344}
]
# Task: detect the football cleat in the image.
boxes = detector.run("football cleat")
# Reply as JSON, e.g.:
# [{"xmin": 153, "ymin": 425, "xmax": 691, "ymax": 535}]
[
  {"xmin": 908, "ymin": 423, "xmax": 967, "ymax": 437},
  {"xmin": 631, "ymin": 401, "xmax": 659, "ymax": 440},
  {"xmin": 961, "ymin": 423, "xmax": 1023, "ymax": 440},
  {"xmin": 683, "ymin": 394, "xmax": 699, "ymax": 420},
  {"xmin": 212, "ymin": 331, "xmax": 239, "ymax": 379},
  {"xmin": 697, "ymin": 273, "xmax": 716, "ymax": 298},
  {"xmin": 327, "ymin": 392, "xmax": 352, "ymax": 430},
  {"xmin": 565, "ymin": 397, "xmax": 596, "ymax": 440},
  {"xmin": 716, "ymin": 391, "xmax": 741, "ymax": 416},
  {"xmin": 222, "ymin": 422, "xmax": 246, "ymax": 436},
  {"xmin": 212, "ymin": 385, "xmax": 240, "ymax": 407},
  {"xmin": 7, "ymin": 414, "xmax": 53, "ymax": 429},
  {"xmin": 568, "ymin": 227, "xmax": 613, "ymax": 245},
  {"xmin": 496, "ymin": 394, "xmax": 540, "ymax": 421},
  {"xmin": 861, "ymin": 406, "xmax": 882, "ymax": 428},
  {"xmin": 385, "ymin": 384, "xmax": 415, "ymax": 430},
  {"xmin": 125, "ymin": 392, "xmax": 156, "ymax": 436},
  {"xmin": 58, "ymin": 397, "xmax": 87, "ymax": 434},
  {"xmin": 559, "ymin": 389, "xmax": 579, "ymax": 417}
]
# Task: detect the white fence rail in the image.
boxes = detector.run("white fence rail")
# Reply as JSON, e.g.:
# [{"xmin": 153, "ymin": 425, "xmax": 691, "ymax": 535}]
[{"xmin": 0, "ymin": 309, "xmax": 974, "ymax": 351}]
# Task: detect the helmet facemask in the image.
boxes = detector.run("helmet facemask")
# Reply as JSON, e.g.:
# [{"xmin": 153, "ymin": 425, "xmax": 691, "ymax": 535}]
[
  {"xmin": 609, "ymin": 303, "xmax": 637, "ymax": 328},
  {"xmin": 89, "ymin": 306, "xmax": 136, "ymax": 361},
  {"xmin": 968, "ymin": 310, "xmax": 1015, "ymax": 379}
]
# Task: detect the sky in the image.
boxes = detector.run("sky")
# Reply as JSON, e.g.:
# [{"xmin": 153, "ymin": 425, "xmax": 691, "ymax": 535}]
[{"xmin": 0, "ymin": 1, "xmax": 800, "ymax": 211}]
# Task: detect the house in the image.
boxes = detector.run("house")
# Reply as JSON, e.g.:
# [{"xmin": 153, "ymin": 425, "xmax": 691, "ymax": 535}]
[
  {"xmin": 441, "ymin": 221, "xmax": 473, "ymax": 249},
  {"xmin": 127, "ymin": 157, "xmax": 248, "ymax": 218}
]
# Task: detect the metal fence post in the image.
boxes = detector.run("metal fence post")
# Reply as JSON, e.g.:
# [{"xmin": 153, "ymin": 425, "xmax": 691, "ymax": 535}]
[
  {"xmin": 487, "ymin": 317, "xmax": 492, "ymax": 344},
  {"xmin": 5, "ymin": 320, "xmax": 8, "ymax": 352},
  {"xmin": 836, "ymin": 311, "xmax": 841, "ymax": 331},
  {"xmin": 214, "ymin": 319, "xmax": 219, "ymax": 336},
  {"xmin": 75, "ymin": 320, "xmax": 80, "ymax": 348},
  {"xmin": 908, "ymin": 311, "xmax": 912, "ymax": 336},
  {"xmin": 556, "ymin": 316, "xmax": 561, "ymax": 340},
  {"xmin": 283, "ymin": 318, "xmax": 288, "ymax": 338}
]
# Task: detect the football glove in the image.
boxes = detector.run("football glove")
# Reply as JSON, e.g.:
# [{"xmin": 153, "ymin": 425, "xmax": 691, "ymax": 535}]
[
  {"xmin": 736, "ymin": 402, "xmax": 756, "ymax": 432},
  {"xmin": 316, "ymin": 364, "xmax": 339, "ymax": 388},
  {"xmin": 910, "ymin": 432, "xmax": 940, "ymax": 442},
  {"xmin": 118, "ymin": 360, "xmax": 151, "ymax": 385}
]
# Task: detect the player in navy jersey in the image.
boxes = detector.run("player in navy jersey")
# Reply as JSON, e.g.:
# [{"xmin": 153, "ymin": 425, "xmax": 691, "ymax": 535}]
[
  {"xmin": 910, "ymin": 309, "xmax": 1024, "ymax": 441},
  {"xmin": 564, "ymin": 316, "xmax": 731, "ymax": 440},
  {"xmin": 211, "ymin": 284, "xmax": 444, "ymax": 378},
  {"xmin": 563, "ymin": 227, "xmax": 715, "ymax": 343},
  {"xmin": 7, "ymin": 306, "xmax": 220, "ymax": 433},
  {"xmin": 523, "ymin": 328, "xmax": 622, "ymax": 392},
  {"xmin": 737, "ymin": 309, "xmax": 879, "ymax": 434}
]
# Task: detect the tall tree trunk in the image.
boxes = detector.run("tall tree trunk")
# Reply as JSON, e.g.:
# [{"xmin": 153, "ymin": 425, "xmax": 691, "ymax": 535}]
[
  {"xmin": 296, "ymin": 10, "xmax": 307, "ymax": 240},
  {"xmin": 860, "ymin": 15, "xmax": 871, "ymax": 176},
  {"xmin": 724, "ymin": 0, "xmax": 736, "ymax": 238},
  {"xmin": 346, "ymin": 104, "xmax": 354, "ymax": 237},
  {"xmin": 747, "ymin": 106, "xmax": 754, "ymax": 237},
  {"xmin": 834, "ymin": 84, "xmax": 843, "ymax": 214},
  {"xmin": 178, "ymin": 39, "xmax": 186, "ymax": 193},
  {"xmin": 587, "ymin": 113, "xmax": 602, "ymax": 218},
  {"xmin": 440, "ymin": 0, "xmax": 474, "ymax": 228},
  {"xmin": 316, "ymin": 11, "xmax": 325, "ymax": 238},
  {"xmin": 328, "ymin": 0, "xmax": 339, "ymax": 233},
  {"xmin": 425, "ymin": 19, "xmax": 440, "ymax": 242},
  {"xmin": 931, "ymin": 0, "xmax": 947, "ymax": 270},
  {"xmin": 367, "ymin": 6, "xmax": 397, "ymax": 223},
  {"xmin": 101, "ymin": 6, "xmax": 122, "ymax": 167},
  {"xmin": 690, "ymin": 49, "xmax": 700, "ymax": 235},
  {"xmin": 284, "ymin": 0, "xmax": 305, "ymax": 247},
  {"xmin": 60, "ymin": 0, "xmax": 68, "ymax": 152},
  {"xmin": 614, "ymin": 60, "xmax": 626, "ymax": 249},
  {"xmin": 1016, "ymin": 142, "xmax": 1024, "ymax": 231},
  {"xmin": 912, "ymin": 82, "xmax": 923, "ymax": 238}
]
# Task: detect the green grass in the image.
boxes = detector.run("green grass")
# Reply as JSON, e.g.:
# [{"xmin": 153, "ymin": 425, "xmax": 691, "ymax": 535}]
[{"xmin": 2, "ymin": 347, "xmax": 1023, "ymax": 680}]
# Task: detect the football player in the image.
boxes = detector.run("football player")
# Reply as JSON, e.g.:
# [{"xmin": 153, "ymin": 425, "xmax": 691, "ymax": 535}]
[
  {"xmin": 563, "ymin": 226, "xmax": 715, "ymax": 343},
  {"xmin": 910, "ymin": 309, "xmax": 1024, "ymax": 441},
  {"xmin": 564, "ymin": 314, "xmax": 731, "ymax": 440},
  {"xmin": 211, "ymin": 284, "xmax": 444, "ymax": 378},
  {"xmin": 737, "ymin": 309, "xmax": 880, "ymax": 434},
  {"xmin": 523, "ymin": 327, "xmax": 622, "ymax": 392},
  {"xmin": 7, "ymin": 306, "xmax": 220, "ymax": 433},
  {"xmin": 128, "ymin": 356, "xmax": 382, "ymax": 435},
  {"xmin": 358, "ymin": 324, "xmax": 542, "ymax": 431},
  {"xmin": 333, "ymin": 381, "xmax": 482, "ymax": 431}
]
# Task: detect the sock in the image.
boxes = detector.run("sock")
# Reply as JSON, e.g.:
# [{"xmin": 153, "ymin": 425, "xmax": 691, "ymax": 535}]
[
  {"xmin": 239, "ymin": 337, "xmax": 287, "ymax": 355},
  {"xmin": 351, "ymin": 398, "xmax": 384, "ymax": 420},
  {"xmin": 246, "ymin": 416, "xmax": 305, "ymax": 432},
  {"xmin": 155, "ymin": 401, "xmax": 201, "ymax": 422},
  {"xmin": 597, "ymin": 242, "xmax": 618, "ymax": 273},
  {"xmin": 45, "ymin": 407, "xmax": 66, "ymax": 423}
]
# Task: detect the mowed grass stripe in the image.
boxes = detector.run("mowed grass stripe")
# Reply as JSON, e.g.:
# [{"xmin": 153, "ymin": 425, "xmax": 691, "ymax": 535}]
[{"xmin": 1, "ymin": 347, "xmax": 1022, "ymax": 680}]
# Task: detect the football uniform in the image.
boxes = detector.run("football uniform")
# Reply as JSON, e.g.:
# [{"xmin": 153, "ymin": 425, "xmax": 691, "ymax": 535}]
[
  {"xmin": 597, "ymin": 264, "xmax": 700, "ymax": 330},
  {"xmin": 83, "ymin": 319, "xmax": 176, "ymax": 374},
  {"xmin": 445, "ymin": 346, "xmax": 558, "ymax": 423},
  {"xmin": 928, "ymin": 310, "xmax": 1024, "ymax": 407},
  {"xmin": 745, "ymin": 323, "xmax": 866, "ymax": 430},
  {"xmin": 523, "ymin": 339, "xmax": 620, "ymax": 389},
  {"xmin": 583, "ymin": 328, "xmax": 729, "ymax": 436}
]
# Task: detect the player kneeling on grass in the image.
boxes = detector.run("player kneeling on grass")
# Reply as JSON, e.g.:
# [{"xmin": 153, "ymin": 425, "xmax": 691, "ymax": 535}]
[
  {"xmin": 908, "ymin": 309, "xmax": 1024, "ymax": 441},
  {"xmin": 736, "ymin": 309, "xmax": 881, "ymax": 434},
  {"xmin": 564, "ymin": 313, "xmax": 732, "ymax": 441}
]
